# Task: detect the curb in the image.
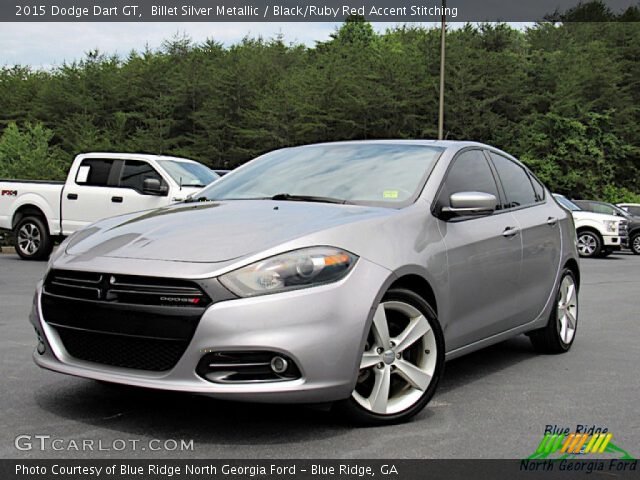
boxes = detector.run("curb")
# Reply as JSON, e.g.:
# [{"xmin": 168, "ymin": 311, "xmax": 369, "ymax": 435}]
[{"xmin": 1, "ymin": 246, "xmax": 16, "ymax": 254}]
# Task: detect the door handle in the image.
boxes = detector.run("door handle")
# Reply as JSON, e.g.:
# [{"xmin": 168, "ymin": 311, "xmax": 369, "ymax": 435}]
[
  {"xmin": 111, "ymin": 196, "xmax": 123, "ymax": 203},
  {"xmin": 547, "ymin": 216, "xmax": 558, "ymax": 226},
  {"xmin": 67, "ymin": 193, "xmax": 78, "ymax": 200},
  {"xmin": 502, "ymin": 226, "xmax": 520, "ymax": 238}
]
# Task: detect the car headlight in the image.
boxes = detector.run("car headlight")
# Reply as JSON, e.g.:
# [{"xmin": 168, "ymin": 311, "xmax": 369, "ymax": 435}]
[
  {"xmin": 603, "ymin": 220, "xmax": 618, "ymax": 233},
  {"xmin": 219, "ymin": 247, "xmax": 358, "ymax": 297}
]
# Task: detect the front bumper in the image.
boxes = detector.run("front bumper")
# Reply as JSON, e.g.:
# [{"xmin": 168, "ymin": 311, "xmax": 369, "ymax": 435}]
[
  {"xmin": 30, "ymin": 258, "xmax": 391, "ymax": 403},
  {"xmin": 602, "ymin": 235, "xmax": 627, "ymax": 249}
]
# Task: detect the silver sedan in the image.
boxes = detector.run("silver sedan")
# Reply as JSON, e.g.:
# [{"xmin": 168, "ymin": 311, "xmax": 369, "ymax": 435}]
[{"xmin": 31, "ymin": 140, "xmax": 580, "ymax": 425}]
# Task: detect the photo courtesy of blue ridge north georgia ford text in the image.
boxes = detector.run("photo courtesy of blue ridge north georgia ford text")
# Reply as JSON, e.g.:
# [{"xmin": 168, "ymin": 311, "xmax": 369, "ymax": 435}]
[{"xmin": 0, "ymin": 1, "xmax": 639, "ymax": 479}]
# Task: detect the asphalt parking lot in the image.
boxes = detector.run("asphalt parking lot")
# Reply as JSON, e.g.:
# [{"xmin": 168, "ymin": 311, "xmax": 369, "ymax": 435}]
[{"xmin": 1, "ymin": 252, "xmax": 638, "ymax": 459}]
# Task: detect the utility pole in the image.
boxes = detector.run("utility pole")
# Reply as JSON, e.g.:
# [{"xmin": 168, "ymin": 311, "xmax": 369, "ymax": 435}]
[{"xmin": 438, "ymin": 0, "xmax": 446, "ymax": 140}]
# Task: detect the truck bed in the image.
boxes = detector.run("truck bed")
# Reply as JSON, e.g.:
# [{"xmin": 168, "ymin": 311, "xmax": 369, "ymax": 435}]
[
  {"xmin": 0, "ymin": 179, "xmax": 64, "ymax": 184},
  {"xmin": 0, "ymin": 180, "xmax": 64, "ymax": 233}
]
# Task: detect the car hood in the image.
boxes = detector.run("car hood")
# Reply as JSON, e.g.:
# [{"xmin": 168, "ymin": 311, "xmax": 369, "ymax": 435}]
[
  {"xmin": 571, "ymin": 211, "xmax": 620, "ymax": 222},
  {"xmin": 65, "ymin": 200, "xmax": 395, "ymax": 263}
]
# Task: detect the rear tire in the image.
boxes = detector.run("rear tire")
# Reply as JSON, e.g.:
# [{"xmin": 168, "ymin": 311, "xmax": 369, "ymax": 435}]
[
  {"xmin": 576, "ymin": 231, "xmax": 601, "ymax": 258},
  {"xmin": 631, "ymin": 233, "xmax": 640, "ymax": 255},
  {"xmin": 334, "ymin": 289, "xmax": 445, "ymax": 426},
  {"xmin": 14, "ymin": 216, "xmax": 52, "ymax": 261},
  {"xmin": 529, "ymin": 268, "xmax": 578, "ymax": 354}
]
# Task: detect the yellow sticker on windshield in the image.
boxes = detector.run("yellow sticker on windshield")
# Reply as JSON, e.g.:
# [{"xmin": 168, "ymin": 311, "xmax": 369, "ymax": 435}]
[{"xmin": 383, "ymin": 190, "xmax": 399, "ymax": 199}]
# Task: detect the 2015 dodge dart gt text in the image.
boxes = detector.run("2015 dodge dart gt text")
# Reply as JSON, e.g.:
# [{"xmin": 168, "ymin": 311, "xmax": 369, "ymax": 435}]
[{"xmin": 30, "ymin": 140, "xmax": 580, "ymax": 424}]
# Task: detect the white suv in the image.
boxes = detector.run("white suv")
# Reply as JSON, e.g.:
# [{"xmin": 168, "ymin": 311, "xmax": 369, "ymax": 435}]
[{"xmin": 554, "ymin": 194, "xmax": 628, "ymax": 258}]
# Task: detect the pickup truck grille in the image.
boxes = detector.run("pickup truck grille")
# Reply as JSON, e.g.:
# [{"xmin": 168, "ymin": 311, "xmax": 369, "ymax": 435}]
[
  {"xmin": 619, "ymin": 220, "xmax": 628, "ymax": 236},
  {"xmin": 42, "ymin": 269, "xmax": 212, "ymax": 371}
]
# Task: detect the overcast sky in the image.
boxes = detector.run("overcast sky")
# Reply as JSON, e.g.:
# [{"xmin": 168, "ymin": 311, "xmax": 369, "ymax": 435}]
[{"xmin": 0, "ymin": 22, "xmax": 428, "ymax": 69}]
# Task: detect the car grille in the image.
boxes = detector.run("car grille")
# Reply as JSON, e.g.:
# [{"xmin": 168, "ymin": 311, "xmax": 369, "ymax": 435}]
[
  {"xmin": 44, "ymin": 269, "xmax": 208, "ymax": 307},
  {"xmin": 619, "ymin": 220, "xmax": 628, "ymax": 236},
  {"xmin": 42, "ymin": 269, "xmax": 212, "ymax": 371},
  {"xmin": 55, "ymin": 327, "xmax": 186, "ymax": 371}
]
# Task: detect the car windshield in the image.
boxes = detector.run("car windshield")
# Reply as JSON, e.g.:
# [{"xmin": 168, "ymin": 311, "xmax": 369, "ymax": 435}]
[
  {"xmin": 610, "ymin": 204, "xmax": 631, "ymax": 218},
  {"xmin": 196, "ymin": 144, "xmax": 444, "ymax": 206},
  {"xmin": 555, "ymin": 195, "xmax": 581, "ymax": 211},
  {"xmin": 159, "ymin": 160, "xmax": 219, "ymax": 188}
]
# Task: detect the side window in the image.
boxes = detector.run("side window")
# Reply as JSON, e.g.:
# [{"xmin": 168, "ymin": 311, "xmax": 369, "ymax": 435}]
[
  {"xmin": 592, "ymin": 204, "xmax": 614, "ymax": 215},
  {"xmin": 489, "ymin": 153, "xmax": 537, "ymax": 209},
  {"xmin": 529, "ymin": 174, "xmax": 546, "ymax": 202},
  {"xmin": 119, "ymin": 160, "xmax": 164, "ymax": 193},
  {"xmin": 437, "ymin": 149, "xmax": 500, "ymax": 209},
  {"xmin": 75, "ymin": 159, "xmax": 115, "ymax": 187}
]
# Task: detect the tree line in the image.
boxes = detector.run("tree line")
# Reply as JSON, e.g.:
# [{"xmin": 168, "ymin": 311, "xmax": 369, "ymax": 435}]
[{"xmin": 1, "ymin": 3, "xmax": 639, "ymax": 202}]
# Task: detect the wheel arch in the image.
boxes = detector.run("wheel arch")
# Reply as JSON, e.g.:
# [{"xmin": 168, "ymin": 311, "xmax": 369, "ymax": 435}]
[
  {"xmin": 563, "ymin": 258, "xmax": 580, "ymax": 288},
  {"xmin": 12, "ymin": 204, "xmax": 50, "ymax": 233},
  {"xmin": 576, "ymin": 226, "xmax": 603, "ymax": 243},
  {"xmin": 388, "ymin": 274, "xmax": 438, "ymax": 316},
  {"xmin": 576, "ymin": 225, "xmax": 604, "ymax": 247}
]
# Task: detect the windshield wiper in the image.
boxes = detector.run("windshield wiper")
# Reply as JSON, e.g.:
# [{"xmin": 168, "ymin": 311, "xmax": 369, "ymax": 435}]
[
  {"xmin": 183, "ymin": 196, "xmax": 211, "ymax": 203},
  {"xmin": 271, "ymin": 193, "xmax": 351, "ymax": 205}
]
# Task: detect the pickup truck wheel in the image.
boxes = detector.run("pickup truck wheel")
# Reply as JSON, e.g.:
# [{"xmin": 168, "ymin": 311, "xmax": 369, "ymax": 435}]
[
  {"xmin": 576, "ymin": 231, "xmax": 601, "ymax": 258},
  {"xmin": 631, "ymin": 234, "xmax": 640, "ymax": 255},
  {"xmin": 15, "ymin": 216, "xmax": 53, "ymax": 261}
]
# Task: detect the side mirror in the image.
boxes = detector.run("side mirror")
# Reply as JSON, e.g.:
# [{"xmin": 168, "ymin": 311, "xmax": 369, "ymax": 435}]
[
  {"xmin": 142, "ymin": 178, "xmax": 168, "ymax": 196},
  {"xmin": 441, "ymin": 192, "xmax": 497, "ymax": 218}
]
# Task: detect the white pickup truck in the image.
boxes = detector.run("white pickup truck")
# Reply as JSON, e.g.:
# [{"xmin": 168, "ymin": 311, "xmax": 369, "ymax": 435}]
[
  {"xmin": 553, "ymin": 194, "xmax": 628, "ymax": 258},
  {"xmin": 0, "ymin": 153, "xmax": 219, "ymax": 260}
]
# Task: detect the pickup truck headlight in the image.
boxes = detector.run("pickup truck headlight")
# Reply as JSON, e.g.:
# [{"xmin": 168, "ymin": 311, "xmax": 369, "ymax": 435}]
[
  {"xmin": 603, "ymin": 220, "xmax": 618, "ymax": 234},
  {"xmin": 219, "ymin": 247, "xmax": 358, "ymax": 297}
]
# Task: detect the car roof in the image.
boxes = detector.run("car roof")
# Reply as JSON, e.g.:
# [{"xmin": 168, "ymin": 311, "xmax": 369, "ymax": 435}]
[
  {"xmin": 574, "ymin": 199, "xmax": 610, "ymax": 205},
  {"xmin": 78, "ymin": 152, "xmax": 201, "ymax": 164},
  {"xmin": 293, "ymin": 140, "xmax": 519, "ymax": 162},
  {"xmin": 300, "ymin": 139, "xmax": 492, "ymax": 149}
]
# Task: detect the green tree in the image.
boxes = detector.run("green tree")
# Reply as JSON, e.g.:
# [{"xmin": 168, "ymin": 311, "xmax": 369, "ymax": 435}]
[{"xmin": 0, "ymin": 122, "xmax": 67, "ymax": 180}]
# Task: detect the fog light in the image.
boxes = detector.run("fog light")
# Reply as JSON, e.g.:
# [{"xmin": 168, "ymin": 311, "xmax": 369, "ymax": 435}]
[
  {"xmin": 34, "ymin": 327, "xmax": 46, "ymax": 354},
  {"xmin": 270, "ymin": 356, "xmax": 288, "ymax": 374}
]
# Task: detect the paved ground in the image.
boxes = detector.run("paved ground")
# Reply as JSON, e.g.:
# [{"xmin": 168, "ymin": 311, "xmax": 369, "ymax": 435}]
[{"xmin": 1, "ymin": 253, "xmax": 638, "ymax": 459}]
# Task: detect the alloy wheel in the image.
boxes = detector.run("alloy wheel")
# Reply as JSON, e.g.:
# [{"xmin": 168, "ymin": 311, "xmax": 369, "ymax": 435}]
[
  {"xmin": 17, "ymin": 222, "xmax": 41, "ymax": 256},
  {"xmin": 633, "ymin": 235, "xmax": 640, "ymax": 255},
  {"xmin": 353, "ymin": 301, "xmax": 437, "ymax": 415},
  {"xmin": 556, "ymin": 274, "xmax": 578, "ymax": 345},
  {"xmin": 577, "ymin": 233, "xmax": 597, "ymax": 257}
]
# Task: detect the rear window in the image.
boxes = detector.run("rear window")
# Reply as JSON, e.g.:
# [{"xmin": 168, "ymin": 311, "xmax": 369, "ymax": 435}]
[
  {"xmin": 489, "ymin": 152, "xmax": 537, "ymax": 209},
  {"xmin": 75, "ymin": 159, "xmax": 115, "ymax": 187}
]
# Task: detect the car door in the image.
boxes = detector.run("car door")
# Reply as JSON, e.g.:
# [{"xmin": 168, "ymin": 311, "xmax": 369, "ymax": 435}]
[
  {"xmin": 109, "ymin": 159, "xmax": 169, "ymax": 217},
  {"xmin": 487, "ymin": 151, "xmax": 561, "ymax": 325},
  {"xmin": 435, "ymin": 149, "xmax": 523, "ymax": 350},
  {"xmin": 61, "ymin": 158, "xmax": 119, "ymax": 233}
]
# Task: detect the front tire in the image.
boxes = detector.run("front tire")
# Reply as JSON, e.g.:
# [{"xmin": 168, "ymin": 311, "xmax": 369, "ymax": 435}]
[
  {"xmin": 577, "ymin": 231, "xmax": 601, "ymax": 258},
  {"xmin": 335, "ymin": 289, "xmax": 445, "ymax": 426},
  {"xmin": 529, "ymin": 269, "xmax": 578, "ymax": 354},
  {"xmin": 631, "ymin": 233, "xmax": 640, "ymax": 255},
  {"xmin": 14, "ymin": 216, "xmax": 53, "ymax": 261}
]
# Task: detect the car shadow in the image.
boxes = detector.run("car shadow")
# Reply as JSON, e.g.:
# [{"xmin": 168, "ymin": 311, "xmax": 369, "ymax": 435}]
[
  {"xmin": 34, "ymin": 336, "xmax": 537, "ymax": 445},
  {"xmin": 438, "ymin": 335, "xmax": 537, "ymax": 394}
]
